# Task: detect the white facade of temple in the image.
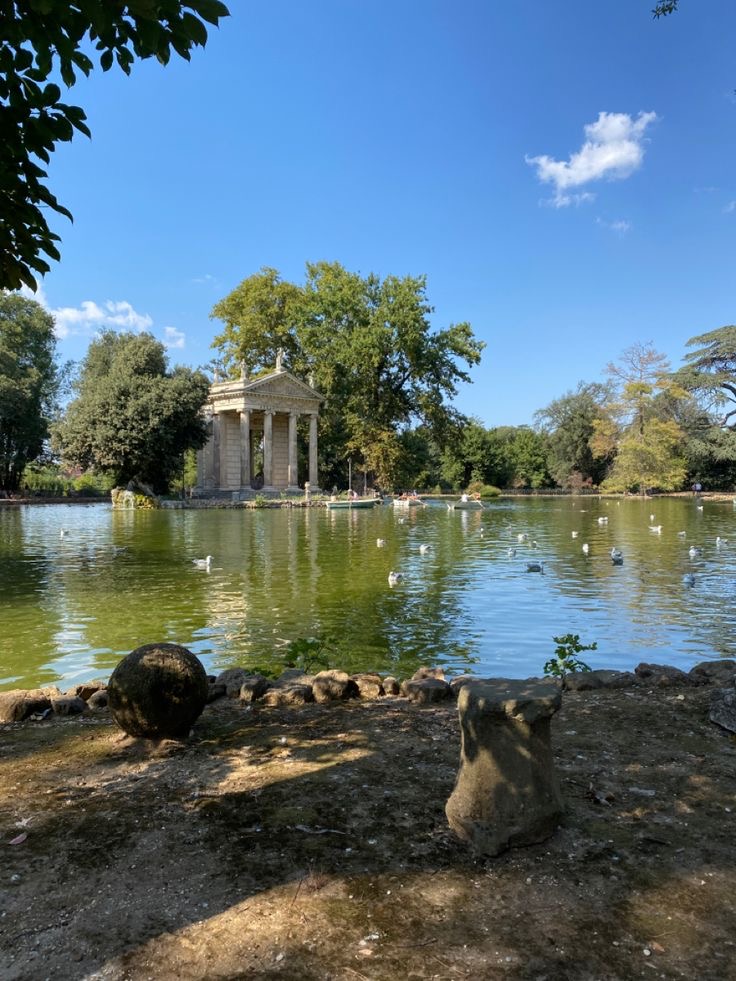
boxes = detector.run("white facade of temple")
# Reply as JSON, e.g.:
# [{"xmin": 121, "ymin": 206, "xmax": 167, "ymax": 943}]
[{"xmin": 195, "ymin": 362, "xmax": 323, "ymax": 495}]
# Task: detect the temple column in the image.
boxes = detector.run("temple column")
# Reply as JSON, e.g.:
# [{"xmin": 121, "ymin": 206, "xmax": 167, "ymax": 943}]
[
  {"xmin": 240, "ymin": 409, "xmax": 251, "ymax": 489},
  {"xmin": 308, "ymin": 413, "xmax": 320, "ymax": 490},
  {"xmin": 287, "ymin": 411, "xmax": 299, "ymax": 490},
  {"xmin": 263, "ymin": 410, "xmax": 274, "ymax": 489},
  {"xmin": 212, "ymin": 413, "xmax": 221, "ymax": 490}
]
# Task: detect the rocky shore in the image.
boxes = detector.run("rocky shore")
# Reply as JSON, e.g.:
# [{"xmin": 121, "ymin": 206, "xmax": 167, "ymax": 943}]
[
  {"xmin": 3, "ymin": 658, "xmax": 735, "ymax": 733},
  {"xmin": 1, "ymin": 659, "xmax": 735, "ymax": 980}
]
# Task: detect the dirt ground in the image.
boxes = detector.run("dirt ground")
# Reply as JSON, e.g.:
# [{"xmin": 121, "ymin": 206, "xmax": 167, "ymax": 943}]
[{"xmin": 1, "ymin": 683, "xmax": 735, "ymax": 981}]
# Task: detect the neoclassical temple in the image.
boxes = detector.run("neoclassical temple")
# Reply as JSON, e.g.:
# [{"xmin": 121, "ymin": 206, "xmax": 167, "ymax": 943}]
[{"xmin": 195, "ymin": 354, "xmax": 323, "ymax": 496}]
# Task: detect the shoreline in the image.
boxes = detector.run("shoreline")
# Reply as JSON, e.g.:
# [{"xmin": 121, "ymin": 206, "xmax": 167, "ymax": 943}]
[{"xmin": 1, "ymin": 661, "xmax": 735, "ymax": 980}]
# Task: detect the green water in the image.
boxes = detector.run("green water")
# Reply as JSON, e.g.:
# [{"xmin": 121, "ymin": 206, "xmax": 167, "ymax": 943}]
[{"xmin": 1, "ymin": 496, "xmax": 734, "ymax": 691}]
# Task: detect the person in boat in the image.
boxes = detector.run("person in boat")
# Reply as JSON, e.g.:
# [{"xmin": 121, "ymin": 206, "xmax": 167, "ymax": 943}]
[
  {"xmin": 349, "ymin": 488, "xmax": 358, "ymax": 500},
  {"xmin": 461, "ymin": 493, "xmax": 469, "ymax": 503}
]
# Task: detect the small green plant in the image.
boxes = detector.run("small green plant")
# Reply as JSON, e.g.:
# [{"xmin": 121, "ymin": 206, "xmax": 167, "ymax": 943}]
[
  {"xmin": 252, "ymin": 494, "xmax": 268, "ymax": 508},
  {"xmin": 543, "ymin": 633, "xmax": 597, "ymax": 679},
  {"xmin": 284, "ymin": 635, "xmax": 334, "ymax": 673}
]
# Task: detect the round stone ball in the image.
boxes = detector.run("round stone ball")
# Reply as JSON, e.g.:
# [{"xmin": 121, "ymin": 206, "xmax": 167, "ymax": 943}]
[{"xmin": 108, "ymin": 643, "xmax": 208, "ymax": 739}]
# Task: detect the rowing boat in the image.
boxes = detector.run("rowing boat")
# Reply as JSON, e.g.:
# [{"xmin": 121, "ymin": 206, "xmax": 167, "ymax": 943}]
[{"xmin": 326, "ymin": 498, "xmax": 378, "ymax": 510}]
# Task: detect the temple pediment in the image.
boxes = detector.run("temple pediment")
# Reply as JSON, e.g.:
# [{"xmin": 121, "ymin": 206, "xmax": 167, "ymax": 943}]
[{"xmin": 243, "ymin": 369, "xmax": 324, "ymax": 402}]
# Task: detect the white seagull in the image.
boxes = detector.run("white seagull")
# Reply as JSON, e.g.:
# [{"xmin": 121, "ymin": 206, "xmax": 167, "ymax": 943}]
[
  {"xmin": 376, "ymin": 538, "xmax": 387, "ymax": 548},
  {"xmin": 688, "ymin": 546, "xmax": 702, "ymax": 559},
  {"xmin": 582, "ymin": 543, "xmax": 590, "ymax": 554},
  {"xmin": 610, "ymin": 548, "xmax": 624, "ymax": 565},
  {"xmin": 388, "ymin": 571, "xmax": 403, "ymax": 586},
  {"xmin": 649, "ymin": 525, "xmax": 662, "ymax": 534},
  {"xmin": 419, "ymin": 544, "xmax": 431, "ymax": 555},
  {"xmin": 193, "ymin": 555, "xmax": 213, "ymax": 569}
]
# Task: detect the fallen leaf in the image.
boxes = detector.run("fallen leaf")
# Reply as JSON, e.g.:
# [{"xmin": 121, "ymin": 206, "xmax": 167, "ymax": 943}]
[{"xmin": 9, "ymin": 832, "xmax": 27, "ymax": 845}]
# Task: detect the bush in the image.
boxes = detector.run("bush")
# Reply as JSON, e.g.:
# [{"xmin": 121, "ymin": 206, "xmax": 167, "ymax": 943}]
[
  {"xmin": 467, "ymin": 481, "xmax": 501, "ymax": 498},
  {"xmin": 72, "ymin": 471, "xmax": 115, "ymax": 497},
  {"xmin": 20, "ymin": 464, "xmax": 73, "ymax": 496}
]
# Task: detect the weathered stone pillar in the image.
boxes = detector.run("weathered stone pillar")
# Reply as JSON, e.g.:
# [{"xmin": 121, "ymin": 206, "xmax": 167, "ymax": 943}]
[
  {"xmin": 196, "ymin": 445, "xmax": 205, "ymax": 491},
  {"xmin": 240, "ymin": 409, "xmax": 251, "ymax": 489},
  {"xmin": 446, "ymin": 678, "xmax": 563, "ymax": 856},
  {"xmin": 211, "ymin": 413, "xmax": 221, "ymax": 490},
  {"xmin": 308, "ymin": 413, "xmax": 320, "ymax": 490},
  {"xmin": 287, "ymin": 411, "xmax": 299, "ymax": 490},
  {"xmin": 263, "ymin": 410, "xmax": 274, "ymax": 490}
]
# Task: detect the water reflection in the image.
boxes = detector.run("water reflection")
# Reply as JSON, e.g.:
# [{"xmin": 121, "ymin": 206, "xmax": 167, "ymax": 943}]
[{"xmin": 1, "ymin": 497, "xmax": 734, "ymax": 691}]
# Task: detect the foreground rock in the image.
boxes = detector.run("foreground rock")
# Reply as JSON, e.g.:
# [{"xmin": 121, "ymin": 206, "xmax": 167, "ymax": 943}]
[
  {"xmin": 0, "ymin": 688, "xmax": 55, "ymax": 723},
  {"xmin": 709, "ymin": 687, "xmax": 736, "ymax": 733},
  {"xmin": 107, "ymin": 643, "xmax": 208, "ymax": 739},
  {"xmin": 446, "ymin": 678, "xmax": 563, "ymax": 856}
]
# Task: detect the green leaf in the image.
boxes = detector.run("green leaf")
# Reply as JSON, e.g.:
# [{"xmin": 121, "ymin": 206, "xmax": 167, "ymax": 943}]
[
  {"xmin": 180, "ymin": 12, "xmax": 209, "ymax": 46},
  {"xmin": 189, "ymin": 0, "xmax": 231, "ymax": 26},
  {"xmin": 42, "ymin": 83, "xmax": 61, "ymax": 106}
]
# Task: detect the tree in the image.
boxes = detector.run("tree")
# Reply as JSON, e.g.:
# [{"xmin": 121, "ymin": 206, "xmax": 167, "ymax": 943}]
[
  {"xmin": 1, "ymin": 1, "xmax": 230, "ymax": 291},
  {"xmin": 591, "ymin": 343, "xmax": 688, "ymax": 493},
  {"xmin": 535, "ymin": 382, "xmax": 612, "ymax": 487},
  {"xmin": 0, "ymin": 292, "xmax": 59, "ymax": 491},
  {"xmin": 55, "ymin": 330, "xmax": 209, "ymax": 492},
  {"xmin": 677, "ymin": 326, "xmax": 736, "ymax": 428},
  {"xmin": 211, "ymin": 267, "xmax": 302, "ymax": 375},
  {"xmin": 440, "ymin": 419, "xmax": 494, "ymax": 490},
  {"xmin": 507, "ymin": 426, "xmax": 551, "ymax": 489},
  {"xmin": 211, "ymin": 262, "xmax": 484, "ymax": 489}
]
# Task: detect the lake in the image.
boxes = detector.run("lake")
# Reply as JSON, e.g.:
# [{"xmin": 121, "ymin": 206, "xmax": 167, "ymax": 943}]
[{"xmin": 1, "ymin": 496, "xmax": 734, "ymax": 692}]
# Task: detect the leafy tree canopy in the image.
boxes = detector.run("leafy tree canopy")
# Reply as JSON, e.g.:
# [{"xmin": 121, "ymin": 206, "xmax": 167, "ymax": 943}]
[
  {"xmin": 211, "ymin": 262, "xmax": 484, "ymax": 489},
  {"xmin": 678, "ymin": 326, "xmax": 736, "ymax": 428},
  {"xmin": 55, "ymin": 330, "xmax": 209, "ymax": 492},
  {"xmin": 592, "ymin": 343, "xmax": 689, "ymax": 493},
  {"xmin": 0, "ymin": 291, "xmax": 59, "ymax": 490},
  {"xmin": 1, "ymin": 1, "xmax": 229, "ymax": 291},
  {"xmin": 535, "ymin": 382, "xmax": 612, "ymax": 487}
]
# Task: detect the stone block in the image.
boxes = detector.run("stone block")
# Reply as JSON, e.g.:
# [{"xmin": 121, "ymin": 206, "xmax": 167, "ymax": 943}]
[
  {"xmin": 635, "ymin": 663, "xmax": 700, "ymax": 687},
  {"xmin": 239, "ymin": 675, "xmax": 272, "ymax": 703},
  {"xmin": 710, "ymin": 688, "xmax": 736, "ymax": 733},
  {"xmin": 690, "ymin": 660, "xmax": 736, "ymax": 685},
  {"xmin": 411, "ymin": 666, "xmax": 446, "ymax": 681},
  {"xmin": 382, "ymin": 675, "xmax": 400, "ymax": 696},
  {"xmin": 404, "ymin": 677, "xmax": 452, "ymax": 704},
  {"xmin": 312, "ymin": 670, "xmax": 358, "ymax": 703},
  {"xmin": 51, "ymin": 696, "xmax": 86, "ymax": 717},
  {"xmin": 446, "ymin": 678, "xmax": 563, "ymax": 857},
  {"xmin": 261, "ymin": 684, "xmax": 314, "ymax": 707},
  {"xmin": 351, "ymin": 673, "xmax": 384, "ymax": 699},
  {"xmin": 564, "ymin": 669, "xmax": 638, "ymax": 691},
  {"xmin": 0, "ymin": 690, "xmax": 52, "ymax": 723}
]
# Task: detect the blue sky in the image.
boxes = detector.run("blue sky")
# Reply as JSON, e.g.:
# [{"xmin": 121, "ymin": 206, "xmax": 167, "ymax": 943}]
[{"xmin": 24, "ymin": 0, "xmax": 736, "ymax": 425}]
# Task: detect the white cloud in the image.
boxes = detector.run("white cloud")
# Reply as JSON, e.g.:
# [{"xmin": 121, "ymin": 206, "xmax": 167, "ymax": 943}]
[
  {"xmin": 724, "ymin": 200, "xmax": 736, "ymax": 214},
  {"xmin": 526, "ymin": 111, "xmax": 658, "ymax": 207},
  {"xmin": 596, "ymin": 217, "xmax": 632, "ymax": 236},
  {"xmin": 192, "ymin": 273, "xmax": 218, "ymax": 285},
  {"xmin": 163, "ymin": 326, "xmax": 185, "ymax": 349},
  {"xmin": 52, "ymin": 299, "xmax": 153, "ymax": 336},
  {"xmin": 17, "ymin": 286, "xmax": 154, "ymax": 340}
]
